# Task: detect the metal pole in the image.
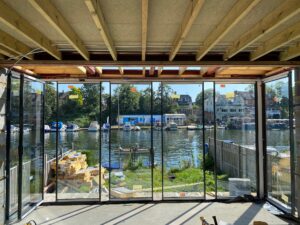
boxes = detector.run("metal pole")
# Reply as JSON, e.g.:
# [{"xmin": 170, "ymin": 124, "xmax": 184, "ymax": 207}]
[
  {"xmin": 202, "ymin": 83, "xmax": 206, "ymax": 199},
  {"xmin": 118, "ymin": 90, "xmax": 120, "ymax": 130}
]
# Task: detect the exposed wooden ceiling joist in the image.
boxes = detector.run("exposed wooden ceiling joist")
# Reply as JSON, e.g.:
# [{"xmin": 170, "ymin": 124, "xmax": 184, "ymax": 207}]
[
  {"xmin": 0, "ymin": 30, "xmax": 33, "ymax": 60},
  {"xmin": 224, "ymin": 0, "xmax": 300, "ymax": 60},
  {"xmin": 0, "ymin": 1, "xmax": 61, "ymax": 60},
  {"xmin": 29, "ymin": 0, "xmax": 89, "ymax": 61},
  {"xmin": 85, "ymin": 0, "xmax": 117, "ymax": 61},
  {"xmin": 179, "ymin": 66, "xmax": 187, "ymax": 75},
  {"xmin": 196, "ymin": 0, "xmax": 261, "ymax": 61},
  {"xmin": 169, "ymin": 0, "xmax": 205, "ymax": 61},
  {"xmin": 118, "ymin": 67, "xmax": 124, "ymax": 75},
  {"xmin": 141, "ymin": 0, "xmax": 148, "ymax": 61},
  {"xmin": 280, "ymin": 42, "xmax": 300, "ymax": 61},
  {"xmin": 157, "ymin": 67, "xmax": 163, "ymax": 76},
  {"xmin": 0, "ymin": 45, "xmax": 18, "ymax": 58},
  {"xmin": 251, "ymin": 21, "xmax": 300, "ymax": 61}
]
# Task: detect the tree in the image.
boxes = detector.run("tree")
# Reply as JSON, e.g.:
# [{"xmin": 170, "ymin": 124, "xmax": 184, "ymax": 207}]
[
  {"xmin": 81, "ymin": 84, "xmax": 100, "ymax": 120},
  {"xmin": 45, "ymin": 83, "xmax": 56, "ymax": 123}
]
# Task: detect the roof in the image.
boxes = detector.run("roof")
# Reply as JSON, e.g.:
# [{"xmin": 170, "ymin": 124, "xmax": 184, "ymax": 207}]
[{"xmin": 0, "ymin": 0, "xmax": 299, "ymax": 80}]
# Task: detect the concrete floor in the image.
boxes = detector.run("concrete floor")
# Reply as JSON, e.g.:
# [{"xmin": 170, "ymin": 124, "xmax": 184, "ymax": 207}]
[{"xmin": 15, "ymin": 202, "xmax": 295, "ymax": 225}]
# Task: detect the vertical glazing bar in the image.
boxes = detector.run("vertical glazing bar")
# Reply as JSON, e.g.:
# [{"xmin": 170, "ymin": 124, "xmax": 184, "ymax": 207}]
[
  {"xmin": 55, "ymin": 82, "xmax": 58, "ymax": 201},
  {"xmin": 161, "ymin": 82, "xmax": 164, "ymax": 199},
  {"xmin": 202, "ymin": 83, "xmax": 206, "ymax": 199},
  {"xmin": 289, "ymin": 72, "xmax": 296, "ymax": 216},
  {"xmin": 99, "ymin": 82, "xmax": 102, "ymax": 202},
  {"xmin": 109, "ymin": 83, "xmax": 112, "ymax": 200},
  {"xmin": 255, "ymin": 82, "xmax": 260, "ymax": 197},
  {"xmin": 213, "ymin": 82, "xmax": 217, "ymax": 199},
  {"xmin": 151, "ymin": 82, "xmax": 153, "ymax": 200},
  {"xmin": 41, "ymin": 82, "xmax": 45, "ymax": 201},
  {"xmin": 5, "ymin": 71, "xmax": 11, "ymax": 221},
  {"xmin": 17, "ymin": 74, "xmax": 24, "ymax": 219},
  {"xmin": 261, "ymin": 82, "xmax": 267, "ymax": 198}
]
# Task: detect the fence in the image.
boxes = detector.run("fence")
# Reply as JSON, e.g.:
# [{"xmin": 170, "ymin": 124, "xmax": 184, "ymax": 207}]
[{"xmin": 208, "ymin": 138, "xmax": 257, "ymax": 187}]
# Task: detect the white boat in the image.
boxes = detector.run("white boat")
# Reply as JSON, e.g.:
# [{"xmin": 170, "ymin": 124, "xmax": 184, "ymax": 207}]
[
  {"xmin": 66, "ymin": 123, "xmax": 80, "ymax": 132},
  {"xmin": 123, "ymin": 122, "xmax": 132, "ymax": 131},
  {"xmin": 102, "ymin": 123, "xmax": 110, "ymax": 132},
  {"xmin": 154, "ymin": 122, "xmax": 162, "ymax": 130},
  {"xmin": 88, "ymin": 121, "xmax": 100, "ymax": 132},
  {"xmin": 165, "ymin": 122, "xmax": 177, "ymax": 131},
  {"xmin": 204, "ymin": 125, "xmax": 214, "ymax": 130},
  {"xmin": 50, "ymin": 122, "xmax": 66, "ymax": 132},
  {"xmin": 133, "ymin": 126, "xmax": 141, "ymax": 131},
  {"xmin": 187, "ymin": 124, "xmax": 202, "ymax": 130},
  {"xmin": 23, "ymin": 124, "xmax": 32, "ymax": 133},
  {"xmin": 44, "ymin": 125, "xmax": 51, "ymax": 132},
  {"xmin": 217, "ymin": 125, "xmax": 226, "ymax": 129}
]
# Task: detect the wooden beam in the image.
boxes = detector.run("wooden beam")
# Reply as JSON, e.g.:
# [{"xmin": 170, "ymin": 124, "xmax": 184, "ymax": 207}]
[
  {"xmin": 0, "ymin": 45, "xmax": 18, "ymax": 58},
  {"xmin": 0, "ymin": 1, "xmax": 61, "ymax": 60},
  {"xmin": 196, "ymin": 0, "xmax": 261, "ymax": 61},
  {"xmin": 157, "ymin": 67, "xmax": 163, "ymax": 76},
  {"xmin": 265, "ymin": 67, "xmax": 289, "ymax": 76},
  {"xmin": 0, "ymin": 30, "xmax": 33, "ymax": 60},
  {"xmin": 280, "ymin": 42, "xmax": 300, "ymax": 61},
  {"xmin": 179, "ymin": 66, "xmax": 186, "ymax": 75},
  {"xmin": 224, "ymin": 0, "xmax": 300, "ymax": 60},
  {"xmin": 251, "ymin": 21, "xmax": 300, "ymax": 61},
  {"xmin": 29, "ymin": 0, "xmax": 89, "ymax": 60},
  {"xmin": 95, "ymin": 66, "xmax": 103, "ymax": 76},
  {"xmin": 169, "ymin": 0, "xmax": 205, "ymax": 61},
  {"xmin": 85, "ymin": 0, "xmax": 117, "ymax": 60},
  {"xmin": 149, "ymin": 66, "xmax": 155, "ymax": 76},
  {"xmin": 141, "ymin": 0, "xmax": 148, "ymax": 61},
  {"xmin": 0, "ymin": 60, "xmax": 299, "ymax": 67},
  {"xmin": 118, "ymin": 67, "xmax": 124, "ymax": 75}
]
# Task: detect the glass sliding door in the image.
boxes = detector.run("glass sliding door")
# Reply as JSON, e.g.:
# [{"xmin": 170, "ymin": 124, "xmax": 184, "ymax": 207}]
[
  {"xmin": 215, "ymin": 83, "xmax": 257, "ymax": 198},
  {"xmin": 110, "ymin": 83, "xmax": 152, "ymax": 200},
  {"xmin": 21, "ymin": 77, "xmax": 44, "ymax": 215},
  {"xmin": 162, "ymin": 83, "xmax": 204, "ymax": 199},
  {"xmin": 57, "ymin": 83, "xmax": 101, "ymax": 200},
  {"xmin": 265, "ymin": 77, "xmax": 291, "ymax": 210},
  {"xmin": 8, "ymin": 73, "xmax": 20, "ymax": 220},
  {"xmin": 203, "ymin": 82, "xmax": 216, "ymax": 199},
  {"xmin": 101, "ymin": 82, "xmax": 110, "ymax": 201},
  {"xmin": 43, "ymin": 82, "xmax": 57, "ymax": 202}
]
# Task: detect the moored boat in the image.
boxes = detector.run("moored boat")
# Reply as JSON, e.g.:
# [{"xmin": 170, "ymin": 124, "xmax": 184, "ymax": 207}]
[
  {"xmin": 123, "ymin": 122, "xmax": 132, "ymax": 131},
  {"xmin": 66, "ymin": 123, "xmax": 80, "ymax": 132},
  {"xmin": 165, "ymin": 122, "xmax": 177, "ymax": 131},
  {"xmin": 50, "ymin": 122, "xmax": 66, "ymax": 132},
  {"xmin": 88, "ymin": 121, "xmax": 100, "ymax": 132}
]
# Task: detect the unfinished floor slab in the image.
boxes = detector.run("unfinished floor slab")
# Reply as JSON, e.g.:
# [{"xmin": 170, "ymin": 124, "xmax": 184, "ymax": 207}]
[{"xmin": 15, "ymin": 202, "xmax": 295, "ymax": 225}]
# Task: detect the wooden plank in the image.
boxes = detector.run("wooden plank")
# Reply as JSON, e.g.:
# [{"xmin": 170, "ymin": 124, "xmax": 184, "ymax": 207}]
[
  {"xmin": 95, "ymin": 66, "xmax": 103, "ymax": 76},
  {"xmin": 119, "ymin": 67, "xmax": 124, "ymax": 75},
  {"xmin": 224, "ymin": 0, "xmax": 300, "ymax": 60},
  {"xmin": 0, "ymin": 30, "xmax": 33, "ymax": 60},
  {"xmin": 0, "ymin": 1, "xmax": 61, "ymax": 60},
  {"xmin": 85, "ymin": 0, "xmax": 117, "ymax": 60},
  {"xmin": 0, "ymin": 60, "xmax": 299, "ymax": 67},
  {"xmin": 218, "ymin": 69, "xmax": 267, "ymax": 75},
  {"xmin": 179, "ymin": 66, "xmax": 187, "ymax": 75},
  {"xmin": 196, "ymin": 0, "xmax": 261, "ymax": 61},
  {"xmin": 169, "ymin": 0, "xmax": 205, "ymax": 61},
  {"xmin": 251, "ymin": 21, "xmax": 300, "ymax": 60},
  {"xmin": 280, "ymin": 42, "xmax": 300, "ymax": 61},
  {"xmin": 29, "ymin": 0, "xmax": 89, "ymax": 60},
  {"xmin": 149, "ymin": 66, "xmax": 155, "ymax": 75},
  {"xmin": 265, "ymin": 67, "xmax": 289, "ymax": 76},
  {"xmin": 157, "ymin": 67, "xmax": 163, "ymax": 76},
  {"xmin": 141, "ymin": 0, "xmax": 148, "ymax": 61},
  {"xmin": 0, "ymin": 45, "xmax": 18, "ymax": 58}
]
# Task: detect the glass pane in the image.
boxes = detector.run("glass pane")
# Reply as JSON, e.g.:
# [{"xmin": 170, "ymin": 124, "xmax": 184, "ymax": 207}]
[
  {"xmin": 162, "ymin": 83, "xmax": 204, "ymax": 199},
  {"xmin": 204, "ymin": 82, "xmax": 216, "ymax": 199},
  {"xmin": 44, "ymin": 82, "xmax": 57, "ymax": 202},
  {"xmin": 57, "ymin": 83, "xmax": 101, "ymax": 200},
  {"xmin": 215, "ymin": 83, "xmax": 257, "ymax": 198},
  {"xmin": 9, "ymin": 75, "xmax": 20, "ymax": 219},
  {"xmin": 22, "ymin": 79, "xmax": 44, "ymax": 215},
  {"xmin": 0, "ymin": 72, "xmax": 7, "ymax": 224},
  {"xmin": 265, "ymin": 78, "xmax": 291, "ymax": 209},
  {"xmin": 153, "ymin": 82, "xmax": 162, "ymax": 201},
  {"xmin": 101, "ymin": 82, "xmax": 110, "ymax": 201},
  {"xmin": 110, "ymin": 83, "xmax": 152, "ymax": 200}
]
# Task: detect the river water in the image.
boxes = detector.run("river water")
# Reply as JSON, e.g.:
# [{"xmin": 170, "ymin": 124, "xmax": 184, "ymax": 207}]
[{"xmin": 2, "ymin": 129, "xmax": 291, "ymax": 168}]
